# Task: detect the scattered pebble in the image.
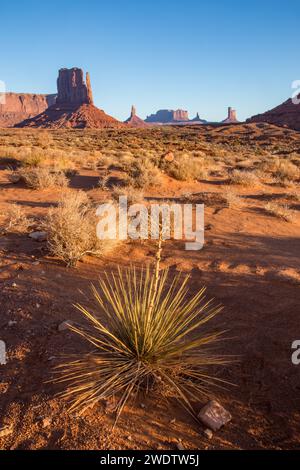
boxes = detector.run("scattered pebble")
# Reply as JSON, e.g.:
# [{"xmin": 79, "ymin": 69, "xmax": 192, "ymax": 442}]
[
  {"xmin": 176, "ymin": 442, "xmax": 184, "ymax": 450},
  {"xmin": 42, "ymin": 417, "xmax": 52, "ymax": 428},
  {"xmin": 8, "ymin": 320, "xmax": 17, "ymax": 327},
  {"xmin": 204, "ymin": 428, "xmax": 213, "ymax": 439},
  {"xmin": 11, "ymin": 282, "xmax": 17, "ymax": 288},
  {"xmin": 140, "ymin": 403, "xmax": 146, "ymax": 409},
  {"xmin": 127, "ymin": 435, "xmax": 132, "ymax": 441},
  {"xmin": 198, "ymin": 400, "xmax": 232, "ymax": 431},
  {"xmin": 29, "ymin": 231, "xmax": 47, "ymax": 242}
]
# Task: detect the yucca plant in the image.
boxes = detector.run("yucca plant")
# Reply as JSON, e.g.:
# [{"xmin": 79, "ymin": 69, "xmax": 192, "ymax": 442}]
[{"xmin": 55, "ymin": 261, "xmax": 229, "ymax": 423}]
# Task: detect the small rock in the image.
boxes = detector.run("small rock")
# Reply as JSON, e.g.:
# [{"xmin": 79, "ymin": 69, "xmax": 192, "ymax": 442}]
[
  {"xmin": 42, "ymin": 417, "xmax": 52, "ymax": 428},
  {"xmin": 140, "ymin": 403, "xmax": 145, "ymax": 409},
  {"xmin": 29, "ymin": 231, "xmax": 47, "ymax": 242},
  {"xmin": 127, "ymin": 435, "xmax": 132, "ymax": 441},
  {"xmin": 162, "ymin": 151, "xmax": 175, "ymax": 163},
  {"xmin": 36, "ymin": 303, "xmax": 41, "ymax": 309},
  {"xmin": 11, "ymin": 282, "xmax": 17, "ymax": 288},
  {"xmin": 170, "ymin": 418, "xmax": 176, "ymax": 424},
  {"xmin": 8, "ymin": 320, "xmax": 17, "ymax": 327},
  {"xmin": 176, "ymin": 442, "xmax": 184, "ymax": 450},
  {"xmin": 9, "ymin": 174, "xmax": 21, "ymax": 184},
  {"xmin": 0, "ymin": 425, "xmax": 13, "ymax": 438},
  {"xmin": 58, "ymin": 320, "xmax": 73, "ymax": 332},
  {"xmin": 32, "ymin": 261, "xmax": 40, "ymax": 266},
  {"xmin": 198, "ymin": 400, "xmax": 231, "ymax": 431},
  {"xmin": 204, "ymin": 428, "xmax": 213, "ymax": 439}
]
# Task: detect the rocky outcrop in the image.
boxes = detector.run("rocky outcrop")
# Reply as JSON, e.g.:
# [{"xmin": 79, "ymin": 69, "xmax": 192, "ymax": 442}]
[
  {"xmin": 17, "ymin": 68, "xmax": 123, "ymax": 129},
  {"xmin": 145, "ymin": 109, "xmax": 189, "ymax": 123},
  {"xmin": 247, "ymin": 96, "xmax": 300, "ymax": 131},
  {"xmin": 0, "ymin": 93, "xmax": 56, "ymax": 127},
  {"xmin": 124, "ymin": 105, "xmax": 149, "ymax": 127},
  {"xmin": 56, "ymin": 68, "xmax": 93, "ymax": 107},
  {"xmin": 222, "ymin": 107, "xmax": 239, "ymax": 124},
  {"xmin": 191, "ymin": 112, "xmax": 207, "ymax": 123}
]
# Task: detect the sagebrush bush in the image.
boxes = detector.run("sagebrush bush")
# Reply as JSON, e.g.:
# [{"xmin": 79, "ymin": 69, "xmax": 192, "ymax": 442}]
[
  {"xmin": 45, "ymin": 191, "xmax": 116, "ymax": 267},
  {"xmin": 127, "ymin": 158, "xmax": 162, "ymax": 188},
  {"xmin": 55, "ymin": 266, "xmax": 228, "ymax": 422},
  {"xmin": 229, "ymin": 169, "xmax": 259, "ymax": 186},
  {"xmin": 2, "ymin": 203, "xmax": 34, "ymax": 233},
  {"xmin": 264, "ymin": 201, "xmax": 295, "ymax": 222},
  {"xmin": 165, "ymin": 155, "xmax": 209, "ymax": 181},
  {"xmin": 10, "ymin": 167, "xmax": 68, "ymax": 189}
]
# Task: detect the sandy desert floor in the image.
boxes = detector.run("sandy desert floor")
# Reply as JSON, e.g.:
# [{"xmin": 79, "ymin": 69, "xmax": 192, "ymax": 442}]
[{"xmin": 0, "ymin": 123, "xmax": 299, "ymax": 449}]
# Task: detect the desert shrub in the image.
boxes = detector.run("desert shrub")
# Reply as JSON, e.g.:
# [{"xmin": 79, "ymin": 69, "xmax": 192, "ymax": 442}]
[
  {"xmin": 260, "ymin": 158, "xmax": 299, "ymax": 183},
  {"xmin": 165, "ymin": 155, "xmax": 209, "ymax": 181},
  {"xmin": 229, "ymin": 169, "xmax": 259, "ymax": 186},
  {"xmin": 55, "ymin": 266, "xmax": 227, "ymax": 421},
  {"xmin": 264, "ymin": 202, "xmax": 295, "ymax": 222},
  {"xmin": 45, "ymin": 190, "xmax": 116, "ymax": 267},
  {"xmin": 223, "ymin": 188, "xmax": 243, "ymax": 208},
  {"xmin": 127, "ymin": 158, "xmax": 162, "ymax": 188},
  {"xmin": 112, "ymin": 185, "xmax": 144, "ymax": 204},
  {"xmin": 3, "ymin": 204, "xmax": 34, "ymax": 233},
  {"xmin": 11, "ymin": 167, "xmax": 68, "ymax": 189}
]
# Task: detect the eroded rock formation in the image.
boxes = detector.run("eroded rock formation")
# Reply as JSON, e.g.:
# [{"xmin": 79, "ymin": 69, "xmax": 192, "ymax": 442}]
[
  {"xmin": 17, "ymin": 68, "xmax": 123, "ymax": 129},
  {"xmin": 56, "ymin": 68, "xmax": 93, "ymax": 107},
  {"xmin": 247, "ymin": 96, "xmax": 300, "ymax": 131},
  {"xmin": 145, "ymin": 109, "xmax": 189, "ymax": 123},
  {"xmin": 0, "ymin": 93, "xmax": 56, "ymax": 127},
  {"xmin": 124, "ymin": 105, "xmax": 149, "ymax": 127},
  {"xmin": 222, "ymin": 107, "xmax": 239, "ymax": 124}
]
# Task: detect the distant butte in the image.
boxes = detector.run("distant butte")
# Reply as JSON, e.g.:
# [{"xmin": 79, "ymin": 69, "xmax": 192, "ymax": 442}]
[
  {"xmin": 17, "ymin": 68, "xmax": 123, "ymax": 129},
  {"xmin": 222, "ymin": 107, "xmax": 239, "ymax": 124},
  {"xmin": 124, "ymin": 105, "xmax": 149, "ymax": 127}
]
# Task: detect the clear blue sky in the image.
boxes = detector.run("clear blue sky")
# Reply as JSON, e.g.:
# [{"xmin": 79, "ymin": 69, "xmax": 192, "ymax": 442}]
[{"xmin": 1, "ymin": 0, "xmax": 299, "ymax": 121}]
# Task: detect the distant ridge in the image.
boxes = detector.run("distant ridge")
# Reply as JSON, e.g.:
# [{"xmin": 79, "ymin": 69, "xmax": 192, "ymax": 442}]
[{"xmin": 247, "ymin": 95, "xmax": 300, "ymax": 131}]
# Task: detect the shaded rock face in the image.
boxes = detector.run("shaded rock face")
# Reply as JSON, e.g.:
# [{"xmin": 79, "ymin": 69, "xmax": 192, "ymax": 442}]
[
  {"xmin": 247, "ymin": 95, "xmax": 300, "ymax": 131},
  {"xmin": 146, "ymin": 109, "xmax": 189, "ymax": 123},
  {"xmin": 222, "ymin": 107, "xmax": 239, "ymax": 124},
  {"xmin": 17, "ymin": 67, "xmax": 123, "ymax": 129},
  {"xmin": 56, "ymin": 68, "xmax": 93, "ymax": 107},
  {"xmin": 0, "ymin": 93, "xmax": 56, "ymax": 127}
]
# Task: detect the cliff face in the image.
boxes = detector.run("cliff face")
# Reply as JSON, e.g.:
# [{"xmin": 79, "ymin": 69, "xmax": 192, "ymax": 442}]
[
  {"xmin": 0, "ymin": 93, "xmax": 56, "ymax": 127},
  {"xmin": 56, "ymin": 68, "xmax": 93, "ymax": 107},
  {"xmin": 145, "ymin": 109, "xmax": 189, "ymax": 123},
  {"xmin": 247, "ymin": 96, "xmax": 300, "ymax": 131}
]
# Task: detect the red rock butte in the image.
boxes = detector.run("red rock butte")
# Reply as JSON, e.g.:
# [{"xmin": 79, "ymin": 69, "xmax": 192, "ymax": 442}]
[
  {"xmin": 17, "ymin": 68, "xmax": 123, "ymax": 129},
  {"xmin": 222, "ymin": 107, "xmax": 239, "ymax": 124},
  {"xmin": 124, "ymin": 105, "xmax": 149, "ymax": 127}
]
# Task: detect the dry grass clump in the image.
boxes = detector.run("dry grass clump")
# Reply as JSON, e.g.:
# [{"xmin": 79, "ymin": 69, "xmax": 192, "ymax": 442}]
[
  {"xmin": 229, "ymin": 169, "xmax": 259, "ymax": 186},
  {"xmin": 264, "ymin": 202, "xmax": 295, "ymax": 222},
  {"xmin": 10, "ymin": 167, "xmax": 69, "ymax": 189},
  {"xmin": 45, "ymin": 190, "xmax": 115, "ymax": 267},
  {"xmin": 55, "ymin": 266, "xmax": 228, "ymax": 422},
  {"xmin": 165, "ymin": 155, "xmax": 209, "ymax": 181},
  {"xmin": 3, "ymin": 203, "xmax": 34, "ymax": 233},
  {"xmin": 260, "ymin": 158, "xmax": 299, "ymax": 184},
  {"xmin": 223, "ymin": 188, "xmax": 243, "ymax": 208},
  {"xmin": 127, "ymin": 158, "xmax": 162, "ymax": 188},
  {"xmin": 112, "ymin": 185, "xmax": 144, "ymax": 205}
]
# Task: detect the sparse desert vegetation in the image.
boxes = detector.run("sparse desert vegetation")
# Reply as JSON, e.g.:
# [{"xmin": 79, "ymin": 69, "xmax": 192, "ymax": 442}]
[{"xmin": 0, "ymin": 123, "xmax": 299, "ymax": 450}]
